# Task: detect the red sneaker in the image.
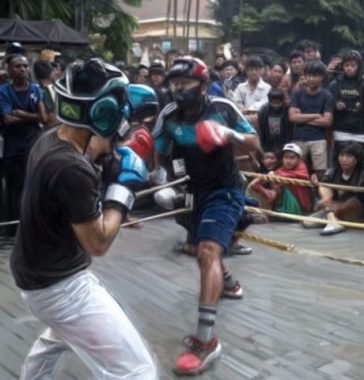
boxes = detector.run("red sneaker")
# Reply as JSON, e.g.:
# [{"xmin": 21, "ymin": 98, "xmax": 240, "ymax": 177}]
[
  {"xmin": 174, "ymin": 335, "xmax": 222, "ymax": 376},
  {"xmin": 222, "ymin": 281, "xmax": 244, "ymax": 299}
]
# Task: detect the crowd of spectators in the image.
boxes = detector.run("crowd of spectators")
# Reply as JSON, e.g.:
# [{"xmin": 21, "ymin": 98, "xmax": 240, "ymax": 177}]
[{"xmin": 0, "ymin": 39, "xmax": 363, "ymax": 239}]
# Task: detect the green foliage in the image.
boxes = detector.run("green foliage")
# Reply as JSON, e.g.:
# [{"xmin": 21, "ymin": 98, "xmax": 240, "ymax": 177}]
[
  {"xmin": 95, "ymin": 11, "xmax": 139, "ymax": 60},
  {"xmin": 213, "ymin": 0, "xmax": 364, "ymax": 57},
  {"xmin": 0, "ymin": 0, "xmax": 142, "ymax": 60}
]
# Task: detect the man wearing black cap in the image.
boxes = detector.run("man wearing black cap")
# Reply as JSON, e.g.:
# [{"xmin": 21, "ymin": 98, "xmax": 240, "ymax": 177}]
[{"xmin": 149, "ymin": 61, "xmax": 171, "ymax": 109}]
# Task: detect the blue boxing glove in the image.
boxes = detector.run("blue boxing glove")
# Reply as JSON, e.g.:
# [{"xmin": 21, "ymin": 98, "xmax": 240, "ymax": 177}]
[
  {"xmin": 103, "ymin": 147, "xmax": 147, "ymax": 214},
  {"xmin": 116, "ymin": 146, "xmax": 148, "ymax": 190}
]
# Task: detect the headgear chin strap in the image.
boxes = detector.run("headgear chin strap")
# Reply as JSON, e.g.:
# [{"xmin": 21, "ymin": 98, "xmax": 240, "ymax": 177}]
[{"xmin": 54, "ymin": 59, "xmax": 130, "ymax": 137}]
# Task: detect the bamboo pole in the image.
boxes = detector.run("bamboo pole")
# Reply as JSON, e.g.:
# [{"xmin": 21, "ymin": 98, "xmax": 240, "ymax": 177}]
[
  {"xmin": 135, "ymin": 175, "xmax": 190, "ymax": 198},
  {"xmin": 245, "ymin": 206, "xmax": 364, "ymax": 230},
  {"xmin": 121, "ymin": 207, "xmax": 192, "ymax": 228}
]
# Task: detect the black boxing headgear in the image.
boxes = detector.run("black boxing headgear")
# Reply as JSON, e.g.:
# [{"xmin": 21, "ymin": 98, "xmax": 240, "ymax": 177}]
[{"xmin": 54, "ymin": 58, "xmax": 129, "ymax": 137}]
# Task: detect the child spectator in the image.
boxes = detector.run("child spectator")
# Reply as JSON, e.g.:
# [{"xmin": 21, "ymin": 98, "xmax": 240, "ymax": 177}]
[
  {"xmin": 249, "ymin": 143, "xmax": 312, "ymax": 215},
  {"xmin": 327, "ymin": 50, "xmax": 364, "ymax": 155},
  {"xmin": 258, "ymin": 88, "xmax": 292, "ymax": 151},
  {"xmin": 304, "ymin": 141, "xmax": 364, "ymax": 235},
  {"xmin": 289, "ymin": 60, "xmax": 334, "ymax": 180},
  {"xmin": 258, "ymin": 150, "xmax": 281, "ymax": 173}
]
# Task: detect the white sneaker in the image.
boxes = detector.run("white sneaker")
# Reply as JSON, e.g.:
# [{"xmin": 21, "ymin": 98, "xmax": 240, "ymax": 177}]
[
  {"xmin": 302, "ymin": 209, "xmax": 327, "ymax": 228},
  {"xmin": 229, "ymin": 240, "xmax": 252, "ymax": 255},
  {"xmin": 222, "ymin": 281, "xmax": 244, "ymax": 299},
  {"xmin": 320, "ymin": 223, "xmax": 345, "ymax": 236}
]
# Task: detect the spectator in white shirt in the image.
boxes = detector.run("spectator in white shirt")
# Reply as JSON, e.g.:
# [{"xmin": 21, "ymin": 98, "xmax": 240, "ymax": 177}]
[{"xmin": 233, "ymin": 55, "xmax": 271, "ymax": 127}]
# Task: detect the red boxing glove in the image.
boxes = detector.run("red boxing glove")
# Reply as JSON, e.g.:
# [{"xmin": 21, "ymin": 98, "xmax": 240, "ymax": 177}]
[
  {"xmin": 195, "ymin": 120, "xmax": 229, "ymax": 153},
  {"xmin": 122, "ymin": 127, "xmax": 154, "ymax": 160}
]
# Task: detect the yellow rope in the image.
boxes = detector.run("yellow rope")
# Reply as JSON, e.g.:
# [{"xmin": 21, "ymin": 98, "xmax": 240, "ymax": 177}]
[
  {"xmin": 237, "ymin": 231, "xmax": 364, "ymax": 266},
  {"xmin": 245, "ymin": 206, "xmax": 364, "ymax": 230},
  {"xmin": 242, "ymin": 171, "xmax": 364, "ymax": 193},
  {"xmin": 236, "ymin": 231, "xmax": 294, "ymax": 251}
]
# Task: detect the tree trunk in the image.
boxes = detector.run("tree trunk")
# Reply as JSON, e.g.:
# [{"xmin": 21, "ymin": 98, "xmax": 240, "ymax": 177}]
[
  {"xmin": 186, "ymin": 0, "xmax": 192, "ymax": 52},
  {"xmin": 41, "ymin": 0, "xmax": 47, "ymax": 20},
  {"xmin": 173, "ymin": 0, "xmax": 177, "ymax": 40},
  {"xmin": 166, "ymin": 0, "xmax": 171, "ymax": 37},
  {"xmin": 9, "ymin": 0, "xmax": 14, "ymax": 17},
  {"xmin": 182, "ymin": 0, "xmax": 187, "ymax": 46},
  {"xmin": 195, "ymin": 0, "xmax": 200, "ymax": 52}
]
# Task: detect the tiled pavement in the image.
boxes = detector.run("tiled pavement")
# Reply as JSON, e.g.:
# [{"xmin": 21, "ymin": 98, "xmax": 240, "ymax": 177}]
[{"xmin": 1, "ymin": 220, "xmax": 364, "ymax": 380}]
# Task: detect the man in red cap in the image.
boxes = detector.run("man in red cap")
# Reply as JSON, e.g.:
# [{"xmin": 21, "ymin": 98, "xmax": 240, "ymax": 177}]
[{"xmin": 152, "ymin": 56, "xmax": 259, "ymax": 376}]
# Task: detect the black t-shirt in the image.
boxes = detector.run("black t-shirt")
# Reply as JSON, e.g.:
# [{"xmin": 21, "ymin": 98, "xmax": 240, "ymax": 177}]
[
  {"xmin": 258, "ymin": 103, "xmax": 292, "ymax": 151},
  {"xmin": 327, "ymin": 76, "xmax": 364, "ymax": 134},
  {"xmin": 11, "ymin": 129, "xmax": 102, "ymax": 290},
  {"xmin": 290, "ymin": 88, "xmax": 334, "ymax": 141},
  {"xmin": 322, "ymin": 166, "xmax": 364, "ymax": 203},
  {"xmin": 154, "ymin": 97, "xmax": 256, "ymax": 193}
]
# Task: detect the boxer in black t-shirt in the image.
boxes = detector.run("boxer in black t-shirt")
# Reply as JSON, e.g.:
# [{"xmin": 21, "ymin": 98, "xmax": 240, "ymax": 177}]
[{"xmin": 11, "ymin": 59, "xmax": 157, "ymax": 380}]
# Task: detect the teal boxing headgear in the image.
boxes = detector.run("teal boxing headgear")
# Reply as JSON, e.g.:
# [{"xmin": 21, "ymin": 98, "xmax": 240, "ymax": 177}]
[{"xmin": 54, "ymin": 58, "xmax": 129, "ymax": 137}]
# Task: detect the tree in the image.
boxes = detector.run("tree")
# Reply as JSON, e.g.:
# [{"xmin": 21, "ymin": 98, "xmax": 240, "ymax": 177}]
[
  {"xmin": 88, "ymin": 0, "xmax": 141, "ymax": 60},
  {"xmin": 212, "ymin": 0, "xmax": 241, "ymax": 43},
  {"xmin": 0, "ymin": 0, "xmax": 142, "ymax": 60},
  {"xmin": 212, "ymin": 0, "xmax": 364, "ymax": 59}
]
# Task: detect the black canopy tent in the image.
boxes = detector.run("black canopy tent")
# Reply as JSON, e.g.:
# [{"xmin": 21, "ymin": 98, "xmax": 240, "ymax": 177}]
[{"xmin": 0, "ymin": 19, "xmax": 90, "ymax": 47}]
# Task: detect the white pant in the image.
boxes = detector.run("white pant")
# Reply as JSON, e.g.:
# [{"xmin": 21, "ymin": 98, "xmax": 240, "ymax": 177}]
[{"xmin": 20, "ymin": 271, "xmax": 158, "ymax": 380}]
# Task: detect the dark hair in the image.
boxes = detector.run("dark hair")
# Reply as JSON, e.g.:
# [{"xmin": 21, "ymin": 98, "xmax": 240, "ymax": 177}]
[
  {"xmin": 271, "ymin": 61, "xmax": 288, "ymax": 74},
  {"xmin": 246, "ymin": 55, "xmax": 264, "ymax": 69},
  {"xmin": 268, "ymin": 88, "xmax": 285, "ymax": 102},
  {"xmin": 5, "ymin": 53, "xmax": 26, "ymax": 66},
  {"xmin": 33, "ymin": 59, "xmax": 53, "ymax": 80},
  {"xmin": 261, "ymin": 149, "xmax": 282, "ymax": 171},
  {"xmin": 296, "ymin": 39, "xmax": 320, "ymax": 52},
  {"xmin": 338, "ymin": 141, "xmax": 363, "ymax": 162},
  {"xmin": 262, "ymin": 55, "xmax": 272, "ymax": 67},
  {"xmin": 51, "ymin": 61, "xmax": 65, "ymax": 71},
  {"xmin": 289, "ymin": 50, "xmax": 305, "ymax": 63},
  {"xmin": 149, "ymin": 62, "xmax": 165, "ymax": 75},
  {"xmin": 341, "ymin": 50, "xmax": 362, "ymax": 76},
  {"xmin": 222, "ymin": 59, "xmax": 239, "ymax": 71},
  {"xmin": 209, "ymin": 69, "xmax": 220, "ymax": 82},
  {"xmin": 305, "ymin": 60, "xmax": 326, "ymax": 77},
  {"xmin": 266, "ymin": 149, "xmax": 282, "ymax": 160},
  {"xmin": 166, "ymin": 48, "xmax": 180, "ymax": 56}
]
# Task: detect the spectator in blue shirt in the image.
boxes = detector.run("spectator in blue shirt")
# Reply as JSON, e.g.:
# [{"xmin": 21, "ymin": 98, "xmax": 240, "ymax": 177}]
[{"xmin": 0, "ymin": 54, "xmax": 47, "ymax": 235}]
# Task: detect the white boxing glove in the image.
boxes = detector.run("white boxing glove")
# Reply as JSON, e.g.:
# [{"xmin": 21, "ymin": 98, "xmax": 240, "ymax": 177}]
[
  {"xmin": 150, "ymin": 166, "xmax": 168, "ymax": 185},
  {"xmin": 153, "ymin": 187, "xmax": 178, "ymax": 210},
  {"xmin": 218, "ymin": 125, "xmax": 246, "ymax": 145}
]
